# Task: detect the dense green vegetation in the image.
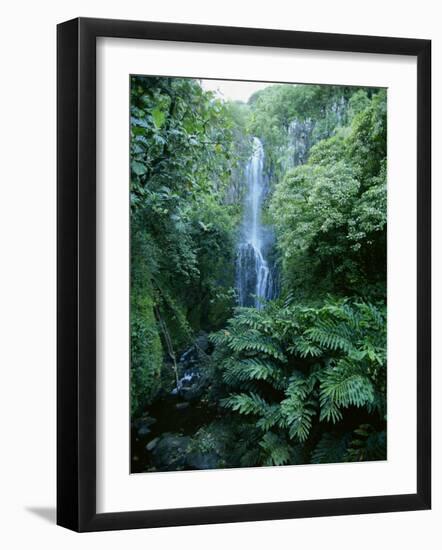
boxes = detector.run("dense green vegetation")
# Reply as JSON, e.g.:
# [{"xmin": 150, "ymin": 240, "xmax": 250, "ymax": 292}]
[{"xmin": 130, "ymin": 76, "xmax": 387, "ymax": 472}]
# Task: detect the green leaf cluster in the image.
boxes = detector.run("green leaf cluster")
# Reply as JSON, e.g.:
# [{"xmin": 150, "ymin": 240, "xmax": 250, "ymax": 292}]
[
  {"xmin": 270, "ymin": 90, "xmax": 387, "ymax": 297},
  {"xmin": 129, "ymin": 77, "xmax": 249, "ymax": 412},
  {"xmin": 209, "ymin": 297, "xmax": 386, "ymax": 466}
]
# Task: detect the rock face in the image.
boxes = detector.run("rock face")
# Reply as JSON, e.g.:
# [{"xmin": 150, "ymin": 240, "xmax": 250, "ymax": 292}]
[{"xmin": 288, "ymin": 118, "xmax": 315, "ymax": 166}]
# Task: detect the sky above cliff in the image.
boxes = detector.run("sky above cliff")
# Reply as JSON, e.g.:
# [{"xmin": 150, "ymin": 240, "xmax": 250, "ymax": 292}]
[{"xmin": 200, "ymin": 79, "xmax": 270, "ymax": 103}]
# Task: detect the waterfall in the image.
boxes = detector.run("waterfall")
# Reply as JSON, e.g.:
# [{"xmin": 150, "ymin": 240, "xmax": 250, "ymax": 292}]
[{"xmin": 236, "ymin": 137, "xmax": 274, "ymax": 309}]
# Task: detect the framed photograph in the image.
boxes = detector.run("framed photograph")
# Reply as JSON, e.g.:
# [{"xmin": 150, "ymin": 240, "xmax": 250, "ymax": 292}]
[{"xmin": 57, "ymin": 17, "xmax": 431, "ymax": 532}]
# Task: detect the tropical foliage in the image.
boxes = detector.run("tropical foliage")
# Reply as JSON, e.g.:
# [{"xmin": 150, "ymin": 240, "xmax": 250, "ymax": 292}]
[
  {"xmin": 130, "ymin": 76, "xmax": 387, "ymax": 472},
  {"xmin": 209, "ymin": 297, "xmax": 386, "ymax": 466}
]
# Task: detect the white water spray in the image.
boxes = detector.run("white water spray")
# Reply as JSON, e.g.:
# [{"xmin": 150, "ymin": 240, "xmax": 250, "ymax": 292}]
[{"xmin": 236, "ymin": 138, "xmax": 274, "ymax": 308}]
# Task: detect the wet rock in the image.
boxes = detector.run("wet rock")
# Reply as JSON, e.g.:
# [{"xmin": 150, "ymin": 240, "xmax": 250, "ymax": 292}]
[
  {"xmin": 145, "ymin": 437, "xmax": 160, "ymax": 451},
  {"xmin": 137, "ymin": 425, "xmax": 151, "ymax": 437},
  {"xmin": 173, "ymin": 364, "xmax": 206, "ymax": 400},
  {"xmin": 178, "ymin": 333, "xmax": 208, "ymax": 369},
  {"xmin": 187, "ymin": 451, "xmax": 219, "ymax": 470},
  {"xmin": 179, "ymin": 346, "xmax": 198, "ymax": 367},
  {"xmin": 151, "ymin": 433, "xmax": 191, "ymax": 469},
  {"xmin": 175, "ymin": 402, "xmax": 190, "ymax": 410},
  {"xmin": 179, "ymin": 383, "xmax": 203, "ymax": 401},
  {"xmin": 135, "ymin": 415, "xmax": 157, "ymax": 437}
]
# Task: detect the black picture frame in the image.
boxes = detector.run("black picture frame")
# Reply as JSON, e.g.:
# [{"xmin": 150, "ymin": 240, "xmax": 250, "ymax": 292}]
[{"xmin": 57, "ymin": 17, "xmax": 431, "ymax": 532}]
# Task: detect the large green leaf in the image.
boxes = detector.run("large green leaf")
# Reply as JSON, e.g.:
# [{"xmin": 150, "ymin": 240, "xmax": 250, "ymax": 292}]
[
  {"xmin": 131, "ymin": 160, "xmax": 147, "ymax": 176},
  {"xmin": 151, "ymin": 107, "xmax": 166, "ymax": 129}
]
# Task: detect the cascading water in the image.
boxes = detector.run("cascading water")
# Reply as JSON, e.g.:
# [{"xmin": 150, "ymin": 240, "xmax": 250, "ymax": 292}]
[{"xmin": 236, "ymin": 137, "xmax": 274, "ymax": 309}]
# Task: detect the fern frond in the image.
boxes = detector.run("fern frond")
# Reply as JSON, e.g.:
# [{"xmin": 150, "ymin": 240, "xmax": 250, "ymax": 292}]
[
  {"xmin": 311, "ymin": 432, "xmax": 351, "ymax": 464},
  {"xmin": 220, "ymin": 392, "xmax": 270, "ymax": 416},
  {"xmin": 319, "ymin": 396, "xmax": 344, "ymax": 423},
  {"xmin": 280, "ymin": 373, "xmax": 318, "ymax": 442},
  {"xmin": 288, "ymin": 336, "xmax": 323, "ymax": 358},
  {"xmin": 222, "ymin": 358, "xmax": 283, "ymax": 385},
  {"xmin": 226, "ymin": 331, "xmax": 286, "ymax": 361},
  {"xmin": 319, "ymin": 360, "xmax": 374, "ymax": 410},
  {"xmin": 256, "ymin": 404, "xmax": 283, "ymax": 431},
  {"xmin": 232, "ymin": 307, "xmax": 272, "ymax": 332},
  {"xmin": 346, "ymin": 425, "xmax": 386, "ymax": 461},
  {"xmin": 209, "ymin": 329, "xmax": 233, "ymax": 347},
  {"xmin": 259, "ymin": 432, "xmax": 291, "ymax": 466},
  {"xmin": 304, "ymin": 322, "xmax": 352, "ymax": 352}
]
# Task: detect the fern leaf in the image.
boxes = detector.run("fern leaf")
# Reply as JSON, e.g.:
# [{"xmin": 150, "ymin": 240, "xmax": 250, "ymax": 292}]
[
  {"xmin": 221, "ymin": 392, "xmax": 269, "ymax": 416},
  {"xmin": 311, "ymin": 432, "xmax": 351, "ymax": 464},
  {"xmin": 320, "ymin": 361, "xmax": 375, "ymax": 409},
  {"xmin": 346, "ymin": 425, "xmax": 386, "ymax": 461},
  {"xmin": 259, "ymin": 432, "xmax": 291, "ymax": 466}
]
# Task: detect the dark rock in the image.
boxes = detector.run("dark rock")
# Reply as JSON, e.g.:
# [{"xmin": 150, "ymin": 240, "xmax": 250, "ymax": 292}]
[
  {"xmin": 151, "ymin": 433, "xmax": 191, "ymax": 469},
  {"xmin": 137, "ymin": 426, "xmax": 151, "ymax": 437},
  {"xmin": 133, "ymin": 414, "xmax": 157, "ymax": 431},
  {"xmin": 195, "ymin": 332, "xmax": 209, "ymax": 353},
  {"xmin": 175, "ymin": 402, "xmax": 190, "ymax": 410},
  {"xmin": 179, "ymin": 383, "xmax": 203, "ymax": 401},
  {"xmin": 179, "ymin": 346, "xmax": 197, "ymax": 366},
  {"xmin": 145, "ymin": 437, "xmax": 160, "ymax": 451},
  {"xmin": 187, "ymin": 451, "xmax": 219, "ymax": 470}
]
